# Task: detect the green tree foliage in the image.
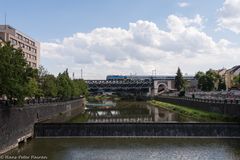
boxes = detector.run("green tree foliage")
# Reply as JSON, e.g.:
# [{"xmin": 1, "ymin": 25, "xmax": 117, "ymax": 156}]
[
  {"xmin": 195, "ymin": 71, "xmax": 205, "ymax": 80},
  {"xmin": 233, "ymin": 74, "xmax": 240, "ymax": 87},
  {"xmin": 56, "ymin": 70, "xmax": 89, "ymax": 99},
  {"xmin": 25, "ymin": 78, "xmax": 39, "ymax": 98},
  {"xmin": 195, "ymin": 69, "xmax": 226, "ymax": 91},
  {"xmin": 218, "ymin": 78, "xmax": 226, "ymax": 91},
  {"xmin": 56, "ymin": 69, "xmax": 73, "ymax": 100},
  {"xmin": 206, "ymin": 69, "xmax": 220, "ymax": 89},
  {"xmin": 72, "ymin": 79, "xmax": 89, "ymax": 97},
  {"xmin": 0, "ymin": 42, "xmax": 88, "ymax": 104},
  {"xmin": 197, "ymin": 74, "xmax": 214, "ymax": 91},
  {"xmin": 38, "ymin": 65, "xmax": 49, "ymax": 78},
  {"xmin": 42, "ymin": 74, "xmax": 58, "ymax": 97},
  {"xmin": 175, "ymin": 67, "xmax": 185, "ymax": 91},
  {"xmin": 0, "ymin": 42, "xmax": 35, "ymax": 104}
]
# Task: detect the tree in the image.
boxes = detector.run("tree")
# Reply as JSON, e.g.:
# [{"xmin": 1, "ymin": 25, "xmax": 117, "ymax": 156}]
[
  {"xmin": 206, "ymin": 69, "xmax": 220, "ymax": 90},
  {"xmin": 0, "ymin": 42, "xmax": 33, "ymax": 104},
  {"xmin": 195, "ymin": 69, "xmax": 223, "ymax": 91},
  {"xmin": 218, "ymin": 78, "xmax": 226, "ymax": 91},
  {"xmin": 175, "ymin": 67, "xmax": 185, "ymax": 91},
  {"xmin": 233, "ymin": 73, "xmax": 240, "ymax": 88},
  {"xmin": 72, "ymin": 79, "xmax": 89, "ymax": 97},
  {"xmin": 42, "ymin": 74, "xmax": 58, "ymax": 97},
  {"xmin": 56, "ymin": 69, "xmax": 72, "ymax": 100},
  {"xmin": 0, "ymin": 42, "xmax": 88, "ymax": 105},
  {"xmin": 78, "ymin": 79, "xmax": 89, "ymax": 96},
  {"xmin": 195, "ymin": 71, "xmax": 205, "ymax": 80},
  {"xmin": 198, "ymin": 74, "xmax": 214, "ymax": 91},
  {"xmin": 38, "ymin": 65, "xmax": 49, "ymax": 78},
  {"xmin": 25, "ymin": 78, "xmax": 40, "ymax": 98}
]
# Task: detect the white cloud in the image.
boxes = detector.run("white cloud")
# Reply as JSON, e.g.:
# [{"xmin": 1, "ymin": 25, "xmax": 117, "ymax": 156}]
[
  {"xmin": 178, "ymin": 2, "xmax": 190, "ymax": 8},
  {"xmin": 218, "ymin": 0, "xmax": 240, "ymax": 34},
  {"xmin": 41, "ymin": 14, "xmax": 240, "ymax": 79}
]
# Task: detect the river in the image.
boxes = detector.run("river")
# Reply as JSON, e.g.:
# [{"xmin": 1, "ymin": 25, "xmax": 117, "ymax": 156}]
[
  {"xmin": 5, "ymin": 138, "xmax": 240, "ymax": 160},
  {"xmin": 3, "ymin": 100, "xmax": 240, "ymax": 160},
  {"xmin": 69, "ymin": 100, "xmax": 194, "ymax": 123}
]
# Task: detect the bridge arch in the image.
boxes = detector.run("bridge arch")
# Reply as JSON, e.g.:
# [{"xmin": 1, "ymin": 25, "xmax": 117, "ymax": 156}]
[{"xmin": 157, "ymin": 83, "xmax": 168, "ymax": 94}]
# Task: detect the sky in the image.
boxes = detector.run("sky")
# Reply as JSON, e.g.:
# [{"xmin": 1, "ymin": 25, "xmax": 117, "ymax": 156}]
[{"xmin": 0, "ymin": 0, "xmax": 240, "ymax": 79}]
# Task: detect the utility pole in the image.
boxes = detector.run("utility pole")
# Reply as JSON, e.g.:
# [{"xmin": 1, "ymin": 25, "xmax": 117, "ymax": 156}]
[{"xmin": 152, "ymin": 69, "xmax": 157, "ymax": 77}]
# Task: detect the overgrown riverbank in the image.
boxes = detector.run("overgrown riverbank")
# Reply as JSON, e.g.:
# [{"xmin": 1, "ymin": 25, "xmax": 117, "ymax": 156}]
[{"xmin": 148, "ymin": 100, "xmax": 240, "ymax": 122}]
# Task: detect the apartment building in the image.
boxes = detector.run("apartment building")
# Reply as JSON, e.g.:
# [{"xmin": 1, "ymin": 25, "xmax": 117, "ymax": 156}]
[
  {"xmin": 215, "ymin": 65, "xmax": 240, "ymax": 89},
  {"xmin": 0, "ymin": 25, "xmax": 40, "ymax": 68},
  {"xmin": 225, "ymin": 65, "xmax": 240, "ymax": 89}
]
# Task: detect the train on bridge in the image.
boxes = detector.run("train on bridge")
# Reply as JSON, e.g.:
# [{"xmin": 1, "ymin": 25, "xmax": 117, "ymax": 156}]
[{"xmin": 106, "ymin": 75, "xmax": 195, "ymax": 81}]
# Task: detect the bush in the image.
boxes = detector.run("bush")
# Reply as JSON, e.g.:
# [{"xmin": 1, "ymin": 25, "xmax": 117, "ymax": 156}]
[{"xmin": 178, "ymin": 91, "xmax": 185, "ymax": 97}]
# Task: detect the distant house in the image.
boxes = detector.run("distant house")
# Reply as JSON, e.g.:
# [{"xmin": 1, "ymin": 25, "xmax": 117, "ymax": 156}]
[
  {"xmin": 224, "ymin": 65, "xmax": 240, "ymax": 89},
  {"xmin": 217, "ymin": 68, "xmax": 227, "ymax": 77}
]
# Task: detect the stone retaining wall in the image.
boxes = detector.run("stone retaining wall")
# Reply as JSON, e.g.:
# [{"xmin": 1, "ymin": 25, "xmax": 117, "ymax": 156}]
[
  {"xmin": 0, "ymin": 98, "xmax": 85, "ymax": 154},
  {"xmin": 155, "ymin": 97, "xmax": 240, "ymax": 116}
]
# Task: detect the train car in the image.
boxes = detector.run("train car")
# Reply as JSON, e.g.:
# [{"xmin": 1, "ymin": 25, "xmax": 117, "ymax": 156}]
[{"xmin": 106, "ymin": 75, "xmax": 128, "ymax": 81}]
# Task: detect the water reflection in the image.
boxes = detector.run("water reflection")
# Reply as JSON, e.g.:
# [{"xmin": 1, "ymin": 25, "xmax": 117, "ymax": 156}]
[{"xmin": 84, "ymin": 101, "xmax": 191, "ymax": 123}]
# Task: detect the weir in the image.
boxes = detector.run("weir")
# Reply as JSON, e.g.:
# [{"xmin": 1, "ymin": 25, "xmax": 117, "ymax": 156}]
[{"xmin": 34, "ymin": 122, "xmax": 240, "ymax": 138}]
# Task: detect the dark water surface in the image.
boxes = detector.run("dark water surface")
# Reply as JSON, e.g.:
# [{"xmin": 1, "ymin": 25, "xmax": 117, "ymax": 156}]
[
  {"xmin": 5, "ymin": 138, "xmax": 240, "ymax": 160},
  {"xmin": 70, "ymin": 101, "xmax": 194, "ymax": 123}
]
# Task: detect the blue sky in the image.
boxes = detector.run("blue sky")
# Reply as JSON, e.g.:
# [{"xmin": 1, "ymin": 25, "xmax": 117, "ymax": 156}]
[
  {"xmin": 0, "ymin": 0, "xmax": 226, "ymax": 41},
  {"xmin": 1, "ymin": 0, "xmax": 240, "ymax": 79}
]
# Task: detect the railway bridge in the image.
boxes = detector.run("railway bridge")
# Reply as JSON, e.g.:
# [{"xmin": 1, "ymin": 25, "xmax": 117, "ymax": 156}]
[{"xmin": 85, "ymin": 79, "xmax": 175, "ymax": 96}]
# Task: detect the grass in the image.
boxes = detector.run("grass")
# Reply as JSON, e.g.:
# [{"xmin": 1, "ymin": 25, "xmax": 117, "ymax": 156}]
[{"xmin": 148, "ymin": 100, "xmax": 240, "ymax": 122}]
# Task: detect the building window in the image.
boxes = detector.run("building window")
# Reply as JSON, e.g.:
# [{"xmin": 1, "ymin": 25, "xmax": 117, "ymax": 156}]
[
  {"xmin": 25, "ymin": 45, "xmax": 30, "ymax": 51},
  {"xmin": 17, "ymin": 34, "xmax": 23, "ymax": 40},
  {"xmin": 31, "ymin": 48, "xmax": 36, "ymax": 53},
  {"xmin": 18, "ymin": 42, "xmax": 24, "ymax": 48},
  {"xmin": 10, "ymin": 38, "xmax": 17, "ymax": 45}
]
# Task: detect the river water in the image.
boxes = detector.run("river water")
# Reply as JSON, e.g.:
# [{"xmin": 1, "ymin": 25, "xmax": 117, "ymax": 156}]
[
  {"xmin": 5, "ymin": 138, "xmax": 240, "ymax": 160},
  {"xmin": 70, "ymin": 100, "xmax": 194, "ymax": 123},
  {"xmin": 4, "ymin": 100, "xmax": 240, "ymax": 160}
]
